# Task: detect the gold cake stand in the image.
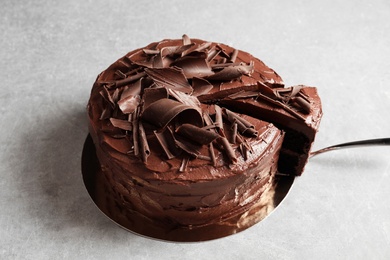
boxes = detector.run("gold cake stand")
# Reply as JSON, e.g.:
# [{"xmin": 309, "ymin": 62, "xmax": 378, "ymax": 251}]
[{"xmin": 81, "ymin": 134, "xmax": 295, "ymax": 242}]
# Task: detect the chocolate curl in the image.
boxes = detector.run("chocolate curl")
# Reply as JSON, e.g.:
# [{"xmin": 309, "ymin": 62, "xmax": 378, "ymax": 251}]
[
  {"xmin": 142, "ymin": 49, "xmax": 160, "ymax": 55},
  {"xmin": 145, "ymin": 67, "xmax": 193, "ymax": 94},
  {"xmin": 152, "ymin": 52, "xmax": 164, "ymax": 68},
  {"xmin": 214, "ymin": 105, "xmax": 224, "ymax": 134},
  {"xmin": 236, "ymin": 134, "xmax": 252, "ymax": 160},
  {"xmin": 230, "ymin": 123, "xmax": 238, "ymax": 144},
  {"xmin": 192, "ymin": 77, "xmax": 214, "ymax": 97},
  {"xmin": 100, "ymin": 107, "xmax": 111, "ymax": 120},
  {"xmin": 112, "ymin": 88, "xmax": 120, "ymax": 103},
  {"xmin": 170, "ymin": 44, "xmax": 195, "ymax": 57},
  {"xmin": 209, "ymin": 143, "xmax": 217, "ymax": 166},
  {"xmin": 197, "ymin": 84, "xmax": 259, "ymax": 102},
  {"xmin": 167, "ymin": 88, "xmax": 201, "ymax": 108},
  {"xmin": 206, "ymin": 63, "xmax": 252, "ymax": 81},
  {"xmin": 227, "ymin": 90, "xmax": 259, "ymax": 99},
  {"xmin": 255, "ymin": 93, "xmax": 306, "ymax": 121},
  {"xmin": 115, "ymin": 70, "xmax": 127, "ymax": 79},
  {"xmin": 206, "ymin": 47, "xmax": 220, "ymax": 62},
  {"xmin": 292, "ymin": 96, "xmax": 311, "ymax": 114},
  {"xmin": 176, "ymin": 124, "xmax": 220, "ymax": 145},
  {"xmin": 174, "ymin": 135, "xmax": 202, "ymax": 157},
  {"xmin": 132, "ymin": 107, "xmax": 140, "ymax": 157},
  {"xmin": 171, "ymin": 56, "xmax": 214, "ymax": 78},
  {"xmin": 179, "ymin": 156, "xmax": 190, "ymax": 172},
  {"xmin": 182, "ymin": 34, "xmax": 191, "ymax": 45},
  {"xmin": 109, "ymin": 118, "xmax": 133, "ymax": 131},
  {"xmin": 141, "ymin": 99, "xmax": 203, "ymax": 129},
  {"xmin": 114, "ymin": 71, "xmax": 147, "ymax": 88},
  {"xmin": 99, "ymin": 87, "xmax": 115, "ymax": 108},
  {"xmin": 239, "ymin": 143, "xmax": 248, "ymax": 161},
  {"xmin": 181, "ymin": 42, "xmax": 212, "ymax": 57},
  {"xmin": 138, "ymin": 121, "xmax": 150, "ymax": 163},
  {"xmin": 154, "ymin": 128, "xmax": 181, "ymax": 160},
  {"xmin": 223, "ymin": 108, "xmax": 258, "ymax": 137},
  {"xmin": 229, "ymin": 49, "xmax": 239, "ymax": 63},
  {"xmin": 117, "ymin": 95, "xmax": 140, "ymax": 114},
  {"xmin": 202, "ymin": 110, "xmax": 214, "ymax": 128},
  {"xmin": 216, "ymin": 137, "xmax": 237, "ymax": 163},
  {"xmin": 142, "ymin": 87, "xmax": 168, "ymax": 110},
  {"xmin": 120, "ymin": 78, "xmax": 142, "ymax": 100}
]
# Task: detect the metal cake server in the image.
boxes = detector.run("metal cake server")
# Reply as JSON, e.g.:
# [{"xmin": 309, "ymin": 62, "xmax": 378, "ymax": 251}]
[{"xmin": 310, "ymin": 138, "xmax": 390, "ymax": 157}]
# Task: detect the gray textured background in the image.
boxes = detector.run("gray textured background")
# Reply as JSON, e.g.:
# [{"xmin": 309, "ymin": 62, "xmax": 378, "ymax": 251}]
[{"xmin": 1, "ymin": 0, "xmax": 390, "ymax": 259}]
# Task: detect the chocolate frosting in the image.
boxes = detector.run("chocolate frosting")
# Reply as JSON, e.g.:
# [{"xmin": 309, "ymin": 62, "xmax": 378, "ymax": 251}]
[{"xmin": 87, "ymin": 35, "xmax": 322, "ymax": 239}]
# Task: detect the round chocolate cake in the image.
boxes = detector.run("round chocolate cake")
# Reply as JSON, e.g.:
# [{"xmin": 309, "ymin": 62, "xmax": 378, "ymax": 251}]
[{"xmin": 87, "ymin": 35, "xmax": 322, "ymax": 241}]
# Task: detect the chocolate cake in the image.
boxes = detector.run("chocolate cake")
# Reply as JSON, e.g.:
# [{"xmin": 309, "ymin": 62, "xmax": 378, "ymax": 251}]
[{"xmin": 87, "ymin": 35, "xmax": 322, "ymax": 241}]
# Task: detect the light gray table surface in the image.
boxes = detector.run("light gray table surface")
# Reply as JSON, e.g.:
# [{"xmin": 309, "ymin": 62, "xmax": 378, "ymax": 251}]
[{"xmin": 1, "ymin": 0, "xmax": 390, "ymax": 259}]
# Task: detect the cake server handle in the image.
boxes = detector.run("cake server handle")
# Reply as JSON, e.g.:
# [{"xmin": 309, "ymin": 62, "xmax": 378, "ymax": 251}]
[{"xmin": 310, "ymin": 138, "xmax": 390, "ymax": 157}]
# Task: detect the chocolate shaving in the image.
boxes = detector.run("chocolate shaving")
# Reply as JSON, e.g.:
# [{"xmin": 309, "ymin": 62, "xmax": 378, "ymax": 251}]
[
  {"xmin": 292, "ymin": 96, "xmax": 311, "ymax": 114},
  {"xmin": 110, "ymin": 118, "xmax": 133, "ymax": 131},
  {"xmin": 239, "ymin": 143, "xmax": 248, "ymax": 161},
  {"xmin": 170, "ymin": 44, "xmax": 195, "ymax": 57},
  {"xmin": 182, "ymin": 34, "xmax": 191, "ymax": 45},
  {"xmin": 115, "ymin": 70, "xmax": 127, "ymax": 79},
  {"xmin": 99, "ymin": 87, "xmax": 115, "ymax": 108},
  {"xmin": 181, "ymin": 42, "xmax": 212, "ymax": 57},
  {"xmin": 202, "ymin": 110, "xmax": 214, "ymax": 127},
  {"xmin": 289, "ymin": 85, "xmax": 304, "ymax": 98},
  {"xmin": 167, "ymin": 88, "xmax": 201, "ymax": 108},
  {"xmin": 214, "ymin": 105, "xmax": 224, "ymax": 134},
  {"xmin": 229, "ymin": 49, "xmax": 238, "ymax": 63},
  {"xmin": 256, "ymin": 93, "xmax": 306, "ymax": 121},
  {"xmin": 143, "ymin": 49, "xmax": 160, "ymax": 55},
  {"xmin": 257, "ymin": 83, "xmax": 311, "ymax": 116},
  {"xmin": 197, "ymin": 154, "xmax": 211, "ymax": 161},
  {"xmin": 179, "ymin": 156, "xmax": 190, "ymax": 172},
  {"xmin": 211, "ymin": 62, "xmax": 241, "ymax": 69},
  {"xmin": 228, "ymin": 90, "xmax": 259, "ymax": 99},
  {"xmin": 216, "ymin": 137, "xmax": 237, "ymax": 163},
  {"xmin": 192, "ymin": 77, "xmax": 214, "ymax": 97},
  {"xmin": 132, "ymin": 107, "xmax": 140, "ymax": 156},
  {"xmin": 138, "ymin": 121, "xmax": 150, "ymax": 163},
  {"xmin": 171, "ymin": 56, "xmax": 214, "ymax": 78},
  {"xmin": 114, "ymin": 71, "xmax": 147, "ymax": 88},
  {"xmin": 145, "ymin": 67, "xmax": 193, "ymax": 94},
  {"xmin": 141, "ymin": 98, "xmax": 203, "ymax": 129},
  {"xmin": 206, "ymin": 62, "xmax": 253, "ymax": 81},
  {"xmin": 127, "ymin": 50, "xmax": 154, "ymax": 68},
  {"xmin": 118, "ymin": 95, "xmax": 140, "ymax": 114},
  {"xmin": 152, "ymin": 52, "xmax": 164, "ymax": 68},
  {"xmin": 231, "ymin": 123, "xmax": 238, "ymax": 144},
  {"xmin": 206, "ymin": 47, "xmax": 220, "ymax": 62},
  {"xmin": 118, "ymin": 59, "xmax": 131, "ymax": 68},
  {"xmin": 223, "ymin": 108, "xmax": 258, "ymax": 137},
  {"xmin": 120, "ymin": 79, "xmax": 142, "ymax": 100},
  {"xmin": 198, "ymin": 84, "xmax": 259, "ymax": 102},
  {"xmin": 112, "ymin": 88, "xmax": 120, "ymax": 103},
  {"xmin": 174, "ymin": 135, "xmax": 202, "ymax": 157},
  {"xmin": 215, "ymin": 44, "xmax": 230, "ymax": 58},
  {"xmin": 100, "ymin": 107, "xmax": 111, "ymax": 120},
  {"xmin": 176, "ymin": 124, "xmax": 220, "ymax": 145},
  {"xmin": 142, "ymin": 87, "xmax": 168, "ymax": 110},
  {"xmin": 209, "ymin": 143, "xmax": 217, "ymax": 166},
  {"xmin": 154, "ymin": 128, "xmax": 181, "ymax": 159}
]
